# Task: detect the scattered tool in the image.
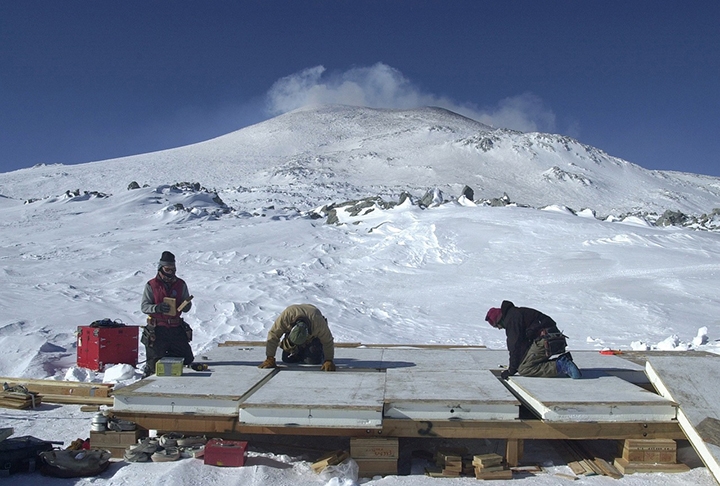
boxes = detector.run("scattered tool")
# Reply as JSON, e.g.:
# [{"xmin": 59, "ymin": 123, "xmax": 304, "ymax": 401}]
[
  {"xmin": 599, "ymin": 349, "xmax": 622, "ymax": 355},
  {"xmin": 190, "ymin": 363, "xmax": 208, "ymax": 371}
]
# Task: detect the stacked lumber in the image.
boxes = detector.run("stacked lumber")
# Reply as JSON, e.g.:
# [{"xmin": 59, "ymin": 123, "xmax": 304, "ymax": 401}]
[
  {"xmin": 613, "ymin": 439, "xmax": 690, "ymax": 474},
  {"xmin": 0, "ymin": 388, "xmax": 41, "ymax": 409},
  {"xmin": 350, "ymin": 437, "xmax": 398, "ymax": 477},
  {"xmin": 473, "ymin": 453, "xmax": 512, "ymax": 480},
  {"xmin": 0, "ymin": 377, "xmax": 113, "ymax": 405},
  {"xmin": 311, "ymin": 449, "xmax": 350, "ymax": 473},
  {"xmin": 424, "ymin": 448, "xmax": 472, "ymax": 478},
  {"xmin": 560, "ymin": 440, "xmax": 623, "ymax": 479},
  {"xmin": 435, "ymin": 450, "xmax": 464, "ymax": 477}
]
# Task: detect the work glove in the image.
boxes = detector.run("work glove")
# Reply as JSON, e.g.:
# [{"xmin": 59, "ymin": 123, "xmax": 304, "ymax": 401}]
[
  {"xmin": 320, "ymin": 360, "xmax": 336, "ymax": 372},
  {"xmin": 500, "ymin": 370, "xmax": 510, "ymax": 380},
  {"xmin": 258, "ymin": 356, "xmax": 277, "ymax": 369},
  {"xmin": 156, "ymin": 302, "xmax": 171, "ymax": 314}
]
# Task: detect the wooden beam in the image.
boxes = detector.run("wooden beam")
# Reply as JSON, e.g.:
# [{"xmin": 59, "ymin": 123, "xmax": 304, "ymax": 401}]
[
  {"xmin": 506, "ymin": 439, "xmax": 522, "ymax": 467},
  {"xmin": 109, "ymin": 411, "xmax": 387, "ymax": 437},
  {"xmin": 109, "ymin": 410, "xmax": 685, "ymax": 442},
  {"xmin": 380, "ymin": 419, "xmax": 685, "ymax": 440},
  {"xmin": 40, "ymin": 394, "xmax": 114, "ymax": 406},
  {"xmin": 0, "ymin": 376, "xmax": 113, "ymax": 397}
]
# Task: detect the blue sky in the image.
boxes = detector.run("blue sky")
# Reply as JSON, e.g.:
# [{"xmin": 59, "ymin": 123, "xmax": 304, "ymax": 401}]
[{"xmin": 1, "ymin": 1, "xmax": 719, "ymax": 176}]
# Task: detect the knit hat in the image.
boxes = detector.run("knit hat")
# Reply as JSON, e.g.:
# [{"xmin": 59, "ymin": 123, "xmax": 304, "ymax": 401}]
[
  {"xmin": 288, "ymin": 319, "xmax": 310, "ymax": 346},
  {"xmin": 485, "ymin": 307, "xmax": 503, "ymax": 327},
  {"xmin": 158, "ymin": 251, "xmax": 176, "ymax": 269}
]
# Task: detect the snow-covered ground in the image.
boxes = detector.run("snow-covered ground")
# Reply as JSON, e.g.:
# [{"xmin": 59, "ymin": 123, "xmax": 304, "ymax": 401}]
[{"xmin": 2, "ymin": 106, "xmax": 720, "ymax": 484}]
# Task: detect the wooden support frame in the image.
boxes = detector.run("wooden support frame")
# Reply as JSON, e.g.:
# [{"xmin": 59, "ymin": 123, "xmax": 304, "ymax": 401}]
[{"xmin": 109, "ymin": 411, "xmax": 684, "ymax": 442}]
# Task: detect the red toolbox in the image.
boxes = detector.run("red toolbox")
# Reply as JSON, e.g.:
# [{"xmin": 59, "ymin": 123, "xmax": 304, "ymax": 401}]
[
  {"xmin": 204, "ymin": 439, "xmax": 248, "ymax": 467},
  {"xmin": 76, "ymin": 325, "xmax": 139, "ymax": 371}
]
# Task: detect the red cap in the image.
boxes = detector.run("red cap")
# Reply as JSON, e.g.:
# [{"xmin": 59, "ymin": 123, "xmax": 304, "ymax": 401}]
[{"xmin": 485, "ymin": 307, "xmax": 502, "ymax": 327}]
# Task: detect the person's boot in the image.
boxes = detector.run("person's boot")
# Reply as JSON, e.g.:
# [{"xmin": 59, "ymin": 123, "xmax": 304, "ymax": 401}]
[{"xmin": 556, "ymin": 353, "xmax": 582, "ymax": 379}]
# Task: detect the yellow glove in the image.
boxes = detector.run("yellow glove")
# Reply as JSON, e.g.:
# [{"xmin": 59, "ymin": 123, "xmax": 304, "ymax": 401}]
[
  {"xmin": 258, "ymin": 356, "xmax": 277, "ymax": 369},
  {"xmin": 320, "ymin": 360, "xmax": 336, "ymax": 372}
]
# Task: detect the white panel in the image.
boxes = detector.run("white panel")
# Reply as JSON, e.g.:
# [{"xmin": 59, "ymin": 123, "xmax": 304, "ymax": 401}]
[
  {"xmin": 384, "ymin": 369, "xmax": 519, "ymax": 420},
  {"xmin": 112, "ymin": 367, "xmax": 273, "ymax": 415},
  {"xmin": 507, "ymin": 374, "xmax": 677, "ymax": 422},
  {"xmin": 240, "ymin": 369, "xmax": 385, "ymax": 428}
]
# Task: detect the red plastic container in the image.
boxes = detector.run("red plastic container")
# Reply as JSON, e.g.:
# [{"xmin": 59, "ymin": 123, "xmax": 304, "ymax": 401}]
[
  {"xmin": 204, "ymin": 439, "xmax": 248, "ymax": 467},
  {"xmin": 76, "ymin": 325, "xmax": 139, "ymax": 371}
]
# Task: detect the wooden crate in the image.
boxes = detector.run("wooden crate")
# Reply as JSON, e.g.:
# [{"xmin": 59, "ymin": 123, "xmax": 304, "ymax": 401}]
[
  {"xmin": 350, "ymin": 438, "xmax": 398, "ymax": 477},
  {"xmin": 354, "ymin": 458, "xmax": 398, "ymax": 477},
  {"xmin": 350, "ymin": 437, "xmax": 398, "ymax": 459},
  {"xmin": 621, "ymin": 438, "xmax": 677, "ymax": 463}
]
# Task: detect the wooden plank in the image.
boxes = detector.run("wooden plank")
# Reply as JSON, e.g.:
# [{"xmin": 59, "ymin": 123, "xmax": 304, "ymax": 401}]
[
  {"xmin": 593, "ymin": 457, "xmax": 623, "ymax": 479},
  {"xmin": 646, "ymin": 355, "xmax": 720, "ymax": 484},
  {"xmin": 0, "ymin": 376, "xmax": 112, "ymax": 397},
  {"xmin": 380, "ymin": 418, "xmax": 685, "ymax": 440},
  {"xmin": 505, "ymin": 439, "xmax": 522, "ymax": 467},
  {"xmin": 40, "ymin": 393, "xmax": 113, "ymax": 406},
  {"xmin": 568, "ymin": 461, "xmax": 587, "ymax": 475},
  {"xmin": 311, "ymin": 450, "xmax": 349, "ymax": 473},
  {"xmin": 613, "ymin": 457, "xmax": 690, "ymax": 474}
]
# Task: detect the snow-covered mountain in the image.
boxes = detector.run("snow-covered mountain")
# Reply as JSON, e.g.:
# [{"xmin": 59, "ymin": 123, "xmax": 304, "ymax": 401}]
[
  {"xmin": 3, "ymin": 105, "xmax": 720, "ymax": 486},
  {"xmin": 2, "ymin": 105, "xmax": 719, "ymax": 217}
]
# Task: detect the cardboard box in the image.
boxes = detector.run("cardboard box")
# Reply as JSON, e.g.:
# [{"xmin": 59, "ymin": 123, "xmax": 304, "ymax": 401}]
[
  {"xmin": 76, "ymin": 325, "xmax": 139, "ymax": 371},
  {"xmin": 204, "ymin": 439, "xmax": 248, "ymax": 467},
  {"xmin": 156, "ymin": 357, "xmax": 184, "ymax": 376}
]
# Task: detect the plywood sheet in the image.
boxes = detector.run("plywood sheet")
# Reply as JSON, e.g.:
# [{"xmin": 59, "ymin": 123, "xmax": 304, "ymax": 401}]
[
  {"xmin": 240, "ymin": 369, "xmax": 385, "ymax": 428},
  {"xmin": 380, "ymin": 348, "xmax": 480, "ymax": 371},
  {"xmin": 112, "ymin": 366, "xmax": 273, "ymax": 415},
  {"xmin": 646, "ymin": 355, "xmax": 720, "ymax": 484},
  {"xmin": 507, "ymin": 374, "xmax": 677, "ymax": 422},
  {"xmin": 200, "ymin": 344, "xmax": 386, "ymax": 370},
  {"xmin": 384, "ymin": 369, "xmax": 519, "ymax": 420},
  {"xmin": 565, "ymin": 351, "xmax": 649, "ymax": 386}
]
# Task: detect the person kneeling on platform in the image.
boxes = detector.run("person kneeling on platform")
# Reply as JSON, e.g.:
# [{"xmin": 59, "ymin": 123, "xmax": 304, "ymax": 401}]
[
  {"xmin": 259, "ymin": 304, "xmax": 336, "ymax": 371},
  {"xmin": 485, "ymin": 300, "xmax": 581, "ymax": 380}
]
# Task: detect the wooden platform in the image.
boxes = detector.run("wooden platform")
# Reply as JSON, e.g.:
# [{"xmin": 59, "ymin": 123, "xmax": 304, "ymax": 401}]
[
  {"xmin": 111, "ymin": 346, "xmax": 692, "ymax": 446},
  {"xmin": 646, "ymin": 354, "xmax": 720, "ymax": 484}
]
